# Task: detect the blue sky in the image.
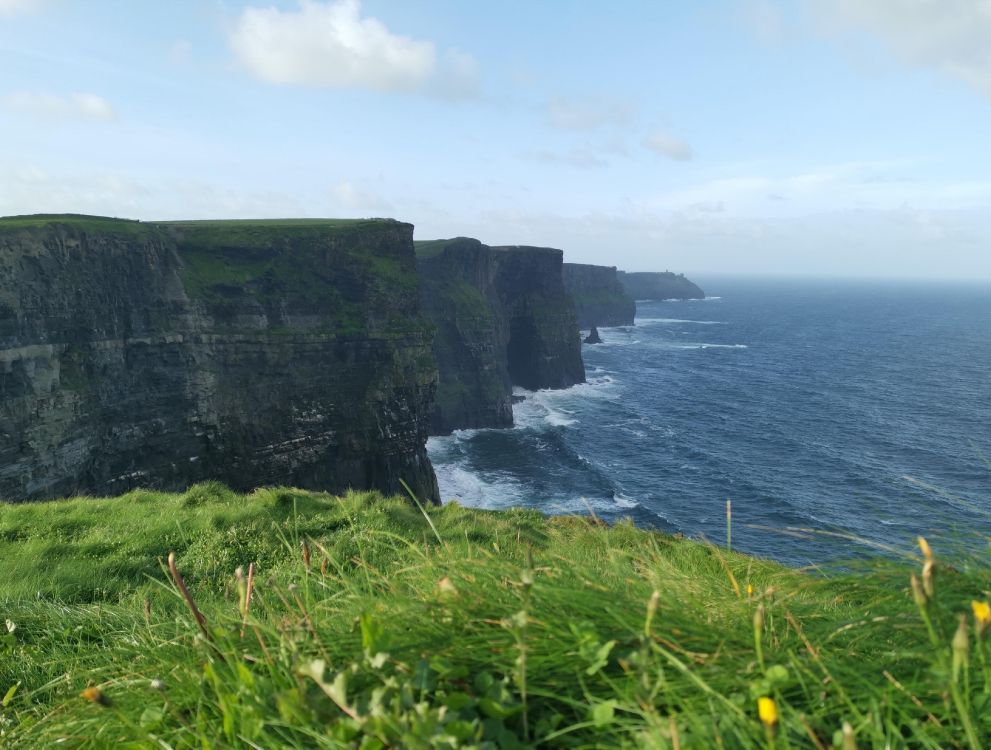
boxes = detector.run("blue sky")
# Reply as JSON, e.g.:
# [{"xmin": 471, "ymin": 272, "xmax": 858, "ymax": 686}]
[{"xmin": 2, "ymin": 0, "xmax": 991, "ymax": 278}]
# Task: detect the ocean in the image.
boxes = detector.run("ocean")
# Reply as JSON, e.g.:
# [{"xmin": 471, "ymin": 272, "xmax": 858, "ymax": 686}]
[{"xmin": 427, "ymin": 277, "xmax": 991, "ymax": 566}]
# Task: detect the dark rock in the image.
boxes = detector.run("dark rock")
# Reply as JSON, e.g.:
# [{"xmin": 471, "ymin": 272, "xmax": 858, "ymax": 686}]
[
  {"xmin": 584, "ymin": 326, "xmax": 603, "ymax": 344},
  {"xmin": 0, "ymin": 214, "xmax": 439, "ymax": 503},
  {"xmin": 492, "ymin": 245, "xmax": 586, "ymax": 392},
  {"xmin": 617, "ymin": 271, "xmax": 704, "ymax": 300},
  {"xmin": 562, "ymin": 263, "xmax": 635, "ymax": 328},
  {"xmin": 415, "ymin": 238, "xmax": 585, "ymax": 434}
]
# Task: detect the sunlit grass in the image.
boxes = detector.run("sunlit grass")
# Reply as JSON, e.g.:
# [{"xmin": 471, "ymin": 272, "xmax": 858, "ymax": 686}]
[{"xmin": 1, "ymin": 484, "xmax": 990, "ymax": 747}]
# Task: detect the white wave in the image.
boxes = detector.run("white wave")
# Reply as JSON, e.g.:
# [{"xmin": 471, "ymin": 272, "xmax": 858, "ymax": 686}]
[
  {"xmin": 659, "ymin": 342, "xmax": 748, "ymax": 350},
  {"xmin": 613, "ymin": 492, "xmax": 639, "ymax": 509},
  {"xmin": 656, "ymin": 296, "xmax": 723, "ymax": 302},
  {"xmin": 432, "ymin": 461, "xmax": 527, "ymax": 509},
  {"xmin": 545, "ymin": 409, "xmax": 577, "ymax": 427},
  {"xmin": 511, "ymin": 375, "xmax": 619, "ymax": 430},
  {"xmin": 635, "ymin": 318, "xmax": 724, "ymax": 325}
]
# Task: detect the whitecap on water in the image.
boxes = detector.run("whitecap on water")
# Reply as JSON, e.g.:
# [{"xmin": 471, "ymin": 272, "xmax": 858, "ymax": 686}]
[
  {"xmin": 433, "ymin": 463, "xmax": 528, "ymax": 509},
  {"xmin": 613, "ymin": 492, "xmax": 639, "ymax": 509},
  {"xmin": 635, "ymin": 318, "xmax": 725, "ymax": 325}
]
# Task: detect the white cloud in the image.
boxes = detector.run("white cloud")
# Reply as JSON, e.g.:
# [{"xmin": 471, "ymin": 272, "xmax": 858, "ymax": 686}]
[
  {"xmin": 2, "ymin": 92, "xmax": 115, "ymax": 120},
  {"xmin": 0, "ymin": 163, "xmax": 309, "ymax": 219},
  {"xmin": 545, "ymin": 97, "xmax": 634, "ymax": 130},
  {"xmin": 642, "ymin": 130, "xmax": 693, "ymax": 161},
  {"xmin": 441, "ymin": 203, "xmax": 991, "ymax": 279},
  {"xmin": 0, "ymin": 0, "xmax": 41, "ymax": 14},
  {"xmin": 813, "ymin": 0, "xmax": 991, "ymax": 98},
  {"xmin": 229, "ymin": 0, "xmax": 477, "ymax": 95}
]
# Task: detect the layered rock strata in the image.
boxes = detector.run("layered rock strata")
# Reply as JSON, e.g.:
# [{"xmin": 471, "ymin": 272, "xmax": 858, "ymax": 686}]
[
  {"xmin": 0, "ymin": 215, "xmax": 439, "ymax": 503},
  {"xmin": 416, "ymin": 238, "xmax": 585, "ymax": 434}
]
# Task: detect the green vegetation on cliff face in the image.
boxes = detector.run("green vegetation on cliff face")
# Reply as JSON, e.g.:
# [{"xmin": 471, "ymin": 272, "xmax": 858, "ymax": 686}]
[
  {"xmin": 562, "ymin": 263, "xmax": 636, "ymax": 329},
  {"xmin": 617, "ymin": 271, "xmax": 705, "ymax": 301},
  {"xmin": 0, "ymin": 215, "xmax": 438, "ymax": 503},
  {"xmin": 2, "ymin": 486, "xmax": 990, "ymax": 748},
  {"xmin": 415, "ymin": 238, "xmax": 584, "ymax": 434},
  {"xmin": 415, "ymin": 237, "xmax": 514, "ymax": 434}
]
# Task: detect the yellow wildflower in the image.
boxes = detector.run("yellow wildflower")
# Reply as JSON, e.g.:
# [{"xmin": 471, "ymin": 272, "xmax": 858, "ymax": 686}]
[
  {"xmin": 757, "ymin": 696, "xmax": 778, "ymax": 727},
  {"xmin": 972, "ymin": 600, "xmax": 991, "ymax": 636},
  {"xmin": 918, "ymin": 536, "xmax": 933, "ymax": 562},
  {"xmin": 747, "ymin": 583, "xmax": 754, "ymax": 597}
]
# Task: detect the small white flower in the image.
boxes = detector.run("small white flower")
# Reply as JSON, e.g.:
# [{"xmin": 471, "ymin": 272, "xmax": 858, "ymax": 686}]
[{"xmin": 4, "ymin": 619, "xmax": 15, "ymax": 634}]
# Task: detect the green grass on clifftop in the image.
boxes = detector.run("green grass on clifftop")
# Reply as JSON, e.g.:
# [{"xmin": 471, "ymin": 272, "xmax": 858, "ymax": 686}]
[
  {"xmin": 2, "ymin": 486, "xmax": 990, "ymax": 748},
  {"xmin": 0, "ymin": 214, "xmax": 154, "ymax": 235}
]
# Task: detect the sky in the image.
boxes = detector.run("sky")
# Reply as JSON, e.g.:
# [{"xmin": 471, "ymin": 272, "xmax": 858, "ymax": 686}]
[{"xmin": 2, "ymin": 0, "xmax": 991, "ymax": 279}]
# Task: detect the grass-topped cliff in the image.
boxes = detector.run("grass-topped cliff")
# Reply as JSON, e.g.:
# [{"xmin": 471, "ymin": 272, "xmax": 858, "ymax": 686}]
[
  {"xmin": 0, "ymin": 214, "xmax": 438, "ymax": 503},
  {"xmin": 2, "ymin": 486, "xmax": 989, "ymax": 748}
]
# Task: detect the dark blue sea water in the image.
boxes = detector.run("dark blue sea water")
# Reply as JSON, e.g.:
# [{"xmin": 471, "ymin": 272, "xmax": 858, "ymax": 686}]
[{"xmin": 427, "ymin": 278, "xmax": 991, "ymax": 566}]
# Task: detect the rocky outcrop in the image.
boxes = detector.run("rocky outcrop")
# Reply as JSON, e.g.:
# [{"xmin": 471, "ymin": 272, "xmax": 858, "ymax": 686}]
[
  {"xmin": 416, "ymin": 239, "xmax": 585, "ymax": 434},
  {"xmin": 0, "ymin": 214, "xmax": 439, "ymax": 503},
  {"xmin": 562, "ymin": 263, "xmax": 636, "ymax": 328},
  {"xmin": 584, "ymin": 327, "xmax": 603, "ymax": 345},
  {"xmin": 617, "ymin": 271, "xmax": 704, "ymax": 300}
]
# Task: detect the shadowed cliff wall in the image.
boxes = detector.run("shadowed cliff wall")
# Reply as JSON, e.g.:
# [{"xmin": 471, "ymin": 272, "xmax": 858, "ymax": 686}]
[
  {"xmin": 562, "ymin": 263, "xmax": 636, "ymax": 328},
  {"xmin": 416, "ymin": 239, "xmax": 585, "ymax": 434},
  {"xmin": 0, "ymin": 215, "xmax": 439, "ymax": 503}
]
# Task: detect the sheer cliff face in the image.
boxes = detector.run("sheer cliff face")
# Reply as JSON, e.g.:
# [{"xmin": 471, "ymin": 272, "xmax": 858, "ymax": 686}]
[
  {"xmin": 416, "ymin": 239, "xmax": 585, "ymax": 434},
  {"xmin": 415, "ymin": 238, "xmax": 513, "ymax": 435},
  {"xmin": 617, "ymin": 271, "xmax": 705, "ymax": 300},
  {"xmin": 491, "ymin": 246, "xmax": 586, "ymax": 391},
  {"xmin": 562, "ymin": 263, "xmax": 636, "ymax": 328},
  {"xmin": 0, "ymin": 215, "xmax": 439, "ymax": 503}
]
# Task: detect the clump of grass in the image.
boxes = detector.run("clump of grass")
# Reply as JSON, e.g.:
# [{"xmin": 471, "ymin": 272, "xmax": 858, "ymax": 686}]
[{"xmin": 1, "ymin": 485, "xmax": 990, "ymax": 747}]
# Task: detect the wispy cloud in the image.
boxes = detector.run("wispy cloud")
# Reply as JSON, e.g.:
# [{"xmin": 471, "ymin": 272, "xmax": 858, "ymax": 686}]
[
  {"xmin": 2, "ymin": 92, "xmax": 115, "ymax": 120},
  {"xmin": 0, "ymin": 0, "xmax": 41, "ymax": 14},
  {"xmin": 813, "ymin": 0, "xmax": 991, "ymax": 100},
  {"xmin": 229, "ymin": 0, "xmax": 478, "ymax": 97},
  {"xmin": 545, "ymin": 96, "xmax": 634, "ymax": 130},
  {"xmin": 642, "ymin": 130, "xmax": 693, "ymax": 161}
]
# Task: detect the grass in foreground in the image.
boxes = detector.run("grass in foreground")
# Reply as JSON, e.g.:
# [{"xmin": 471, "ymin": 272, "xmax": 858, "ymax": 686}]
[{"xmin": 1, "ymin": 484, "xmax": 990, "ymax": 748}]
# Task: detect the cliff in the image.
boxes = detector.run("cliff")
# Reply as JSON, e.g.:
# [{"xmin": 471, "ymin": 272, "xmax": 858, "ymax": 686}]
[
  {"xmin": 617, "ymin": 271, "xmax": 705, "ymax": 300},
  {"xmin": 491, "ymin": 246, "xmax": 586, "ymax": 390},
  {"xmin": 562, "ymin": 262, "xmax": 636, "ymax": 328},
  {"xmin": 0, "ymin": 214, "xmax": 439, "ymax": 503},
  {"xmin": 414, "ymin": 238, "xmax": 513, "ymax": 434},
  {"xmin": 416, "ymin": 239, "xmax": 585, "ymax": 434}
]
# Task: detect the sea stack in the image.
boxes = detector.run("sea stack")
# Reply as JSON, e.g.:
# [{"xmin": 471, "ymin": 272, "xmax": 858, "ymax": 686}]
[{"xmin": 584, "ymin": 326, "xmax": 603, "ymax": 344}]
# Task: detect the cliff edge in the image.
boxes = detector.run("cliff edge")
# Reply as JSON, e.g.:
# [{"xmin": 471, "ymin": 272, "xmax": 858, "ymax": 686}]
[
  {"xmin": 416, "ymin": 238, "xmax": 585, "ymax": 434},
  {"xmin": 0, "ymin": 214, "xmax": 439, "ymax": 503},
  {"xmin": 617, "ymin": 270, "xmax": 705, "ymax": 300}
]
